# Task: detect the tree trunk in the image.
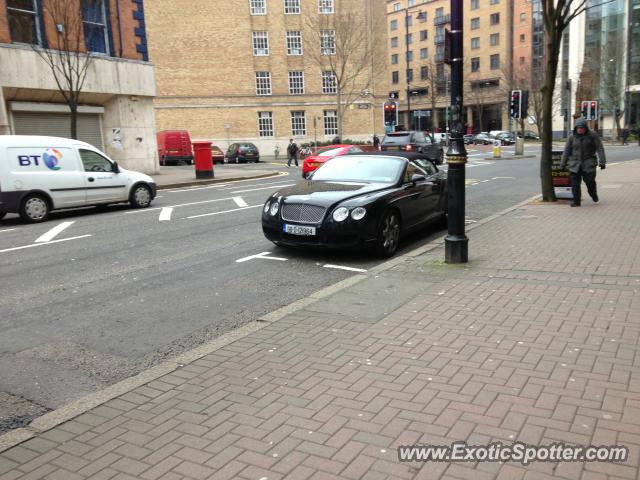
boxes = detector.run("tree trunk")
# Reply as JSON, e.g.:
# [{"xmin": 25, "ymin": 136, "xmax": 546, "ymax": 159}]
[
  {"xmin": 539, "ymin": 29, "xmax": 561, "ymax": 202},
  {"xmin": 69, "ymin": 102, "xmax": 78, "ymax": 140},
  {"xmin": 336, "ymin": 90, "xmax": 343, "ymax": 139}
]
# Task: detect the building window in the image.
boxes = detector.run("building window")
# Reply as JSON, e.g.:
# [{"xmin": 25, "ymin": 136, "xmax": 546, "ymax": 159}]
[
  {"xmin": 393, "ymin": 3, "xmax": 400, "ymax": 12},
  {"xmin": 391, "ymin": 37, "xmax": 398, "ymax": 48},
  {"xmin": 471, "ymin": 57, "xmax": 480, "ymax": 72},
  {"xmin": 7, "ymin": 0, "xmax": 41, "ymax": 45},
  {"xmin": 520, "ymin": 12, "xmax": 526, "ymax": 22},
  {"xmin": 471, "ymin": 37, "xmax": 479, "ymax": 49},
  {"xmin": 322, "ymin": 71, "xmax": 337, "ymax": 94},
  {"xmin": 324, "ymin": 110, "xmax": 338, "ymax": 136},
  {"xmin": 320, "ymin": 29, "xmax": 336, "ymax": 55},
  {"xmin": 255, "ymin": 72, "xmax": 272, "ymax": 95},
  {"xmin": 406, "ymin": 33, "xmax": 413, "ymax": 44},
  {"xmin": 258, "ymin": 112, "xmax": 274, "ymax": 137},
  {"xmin": 420, "ymin": 30, "xmax": 428, "ymax": 41},
  {"xmin": 284, "ymin": 0, "xmax": 300, "ymax": 14},
  {"xmin": 519, "ymin": 56, "xmax": 525, "ymax": 65},
  {"xmin": 420, "ymin": 48, "xmax": 428, "ymax": 59},
  {"xmin": 520, "ymin": 33, "xmax": 525, "ymax": 43},
  {"xmin": 391, "ymin": 54, "xmax": 399, "ymax": 64},
  {"xmin": 82, "ymin": 0, "xmax": 110, "ymax": 54},
  {"xmin": 407, "ymin": 68, "xmax": 413, "ymax": 82},
  {"xmin": 490, "ymin": 33, "xmax": 499, "ymax": 46},
  {"xmin": 288, "ymin": 71, "xmax": 305, "ymax": 95},
  {"xmin": 420, "ymin": 66, "xmax": 428, "ymax": 80},
  {"xmin": 250, "ymin": 0, "xmax": 266, "ymax": 15},
  {"xmin": 470, "ymin": 0, "xmax": 479, "ymax": 10},
  {"xmin": 490, "ymin": 0, "xmax": 499, "ymax": 4},
  {"xmin": 418, "ymin": 11, "xmax": 427, "ymax": 23},
  {"xmin": 406, "ymin": 50, "xmax": 413, "ymax": 62},
  {"xmin": 291, "ymin": 111, "xmax": 306, "ymax": 136},
  {"xmin": 252, "ymin": 31, "xmax": 269, "ymax": 56},
  {"xmin": 405, "ymin": 16, "xmax": 413, "ymax": 27},
  {"xmin": 392, "ymin": 71, "xmax": 399, "ymax": 84},
  {"xmin": 471, "ymin": 18, "xmax": 480, "ymax": 30},
  {"xmin": 318, "ymin": 0, "xmax": 333, "ymax": 14},
  {"xmin": 390, "ymin": 19, "xmax": 398, "ymax": 31},
  {"xmin": 490, "ymin": 13, "xmax": 500, "ymax": 25},
  {"xmin": 286, "ymin": 31, "xmax": 303, "ymax": 55},
  {"xmin": 490, "ymin": 54, "xmax": 500, "ymax": 69}
]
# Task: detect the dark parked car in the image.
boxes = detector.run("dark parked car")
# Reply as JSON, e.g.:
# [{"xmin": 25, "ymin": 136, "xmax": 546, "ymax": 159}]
[
  {"xmin": 472, "ymin": 133, "xmax": 495, "ymax": 145},
  {"xmin": 225, "ymin": 143, "xmax": 260, "ymax": 163},
  {"xmin": 518, "ymin": 130, "xmax": 540, "ymax": 140},
  {"xmin": 463, "ymin": 134, "xmax": 474, "ymax": 145},
  {"xmin": 381, "ymin": 131, "xmax": 444, "ymax": 164},
  {"xmin": 262, "ymin": 151, "xmax": 447, "ymax": 258},
  {"xmin": 495, "ymin": 132, "xmax": 517, "ymax": 145}
]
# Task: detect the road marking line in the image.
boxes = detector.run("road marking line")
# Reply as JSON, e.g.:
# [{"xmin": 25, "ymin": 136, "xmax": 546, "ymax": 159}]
[
  {"xmin": 232, "ymin": 184, "xmax": 295, "ymax": 194},
  {"xmin": 233, "ymin": 197, "xmax": 249, "ymax": 208},
  {"xmin": 236, "ymin": 252, "xmax": 288, "ymax": 263},
  {"xmin": 0, "ymin": 229, "xmax": 16, "ymax": 234},
  {"xmin": 0, "ymin": 235, "xmax": 92, "ymax": 254},
  {"xmin": 221, "ymin": 180, "xmax": 294, "ymax": 190},
  {"xmin": 481, "ymin": 180, "xmax": 490, "ymax": 183},
  {"xmin": 492, "ymin": 176, "xmax": 516, "ymax": 180},
  {"xmin": 35, "ymin": 221, "xmax": 75, "ymax": 243},
  {"xmin": 323, "ymin": 264, "xmax": 367, "ymax": 273},
  {"xmin": 125, "ymin": 197, "xmax": 236, "ymax": 214},
  {"xmin": 158, "ymin": 207, "xmax": 173, "ymax": 221},
  {"xmin": 163, "ymin": 184, "xmax": 228, "ymax": 193},
  {"xmin": 186, "ymin": 205, "xmax": 261, "ymax": 219}
]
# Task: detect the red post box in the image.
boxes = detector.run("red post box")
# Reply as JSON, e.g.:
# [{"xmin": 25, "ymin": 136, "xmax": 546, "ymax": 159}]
[{"xmin": 192, "ymin": 141, "xmax": 214, "ymax": 179}]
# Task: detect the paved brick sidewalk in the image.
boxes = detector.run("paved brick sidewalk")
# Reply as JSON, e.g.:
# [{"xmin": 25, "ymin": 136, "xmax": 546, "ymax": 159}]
[{"xmin": 0, "ymin": 162, "xmax": 638, "ymax": 479}]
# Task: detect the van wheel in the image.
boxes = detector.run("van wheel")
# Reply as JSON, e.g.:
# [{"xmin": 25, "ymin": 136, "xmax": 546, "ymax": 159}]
[
  {"xmin": 130, "ymin": 184, "xmax": 152, "ymax": 208},
  {"xmin": 20, "ymin": 194, "xmax": 50, "ymax": 223}
]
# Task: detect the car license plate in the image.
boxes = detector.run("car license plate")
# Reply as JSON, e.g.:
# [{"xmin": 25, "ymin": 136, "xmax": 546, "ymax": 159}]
[
  {"xmin": 386, "ymin": 146, "xmax": 400, "ymax": 150},
  {"xmin": 284, "ymin": 224, "xmax": 316, "ymax": 236}
]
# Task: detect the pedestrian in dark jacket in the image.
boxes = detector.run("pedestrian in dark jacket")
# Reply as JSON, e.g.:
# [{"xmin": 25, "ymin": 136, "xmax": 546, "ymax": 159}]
[
  {"xmin": 560, "ymin": 118, "xmax": 606, "ymax": 207},
  {"xmin": 287, "ymin": 139, "xmax": 298, "ymax": 167},
  {"xmin": 373, "ymin": 134, "xmax": 380, "ymax": 150},
  {"xmin": 332, "ymin": 136, "xmax": 341, "ymax": 145},
  {"xmin": 621, "ymin": 125, "xmax": 630, "ymax": 145}
]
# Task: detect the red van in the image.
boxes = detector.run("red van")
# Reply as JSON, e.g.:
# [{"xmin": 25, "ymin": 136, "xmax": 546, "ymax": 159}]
[{"xmin": 157, "ymin": 130, "xmax": 193, "ymax": 166}]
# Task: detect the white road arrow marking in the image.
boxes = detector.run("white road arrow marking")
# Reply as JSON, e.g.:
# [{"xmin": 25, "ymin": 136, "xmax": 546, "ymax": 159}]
[
  {"xmin": 0, "ymin": 235, "xmax": 92, "ymax": 254},
  {"xmin": 159, "ymin": 207, "xmax": 173, "ymax": 221},
  {"xmin": 236, "ymin": 252, "xmax": 288, "ymax": 263},
  {"xmin": 35, "ymin": 221, "xmax": 75, "ymax": 243},
  {"xmin": 233, "ymin": 197, "xmax": 249, "ymax": 208},
  {"xmin": 323, "ymin": 264, "xmax": 367, "ymax": 273}
]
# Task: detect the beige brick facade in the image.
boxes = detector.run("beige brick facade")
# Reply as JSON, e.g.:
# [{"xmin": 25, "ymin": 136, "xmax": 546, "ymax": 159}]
[
  {"xmin": 146, "ymin": 0, "xmax": 390, "ymax": 154},
  {"xmin": 386, "ymin": 0, "xmax": 516, "ymax": 133}
]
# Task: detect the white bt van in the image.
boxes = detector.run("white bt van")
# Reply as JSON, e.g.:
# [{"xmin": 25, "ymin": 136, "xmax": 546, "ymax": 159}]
[{"xmin": 0, "ymin": 136, "xmax": 156, "ymax": 222}]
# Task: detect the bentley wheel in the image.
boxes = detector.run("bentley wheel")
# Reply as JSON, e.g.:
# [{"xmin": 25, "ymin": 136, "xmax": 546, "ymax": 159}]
[{"xmin": 376, "ymin": 210, "xmax": 400, "ymax": 258}]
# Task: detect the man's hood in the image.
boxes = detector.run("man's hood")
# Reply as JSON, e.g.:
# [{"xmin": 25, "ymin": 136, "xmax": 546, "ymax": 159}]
[{"xmin": 574, "ymin": 119, "xmax": 589, "ymax": 135}]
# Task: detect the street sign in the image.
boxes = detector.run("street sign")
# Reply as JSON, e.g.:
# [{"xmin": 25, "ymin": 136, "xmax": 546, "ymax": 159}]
[
  {"xmin": 414, "ymin": 110, "xmax": 428, "ymax": 118},
  {"xmin": 358, "ymin": 104, "xmax": 370, "ymax": 109}
]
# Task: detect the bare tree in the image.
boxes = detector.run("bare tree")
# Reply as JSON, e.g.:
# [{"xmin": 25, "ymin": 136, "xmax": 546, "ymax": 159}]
[
  {"xmin": 539, "ymin": 0, "xmax": 612, "ymax": 202},
  {"xmin": 33, "ymin": 0, "xmax": 94, "ymax": 139},
  {"xmin": 464, "ymin": 61, "xmax": 510, "ymax": 133},
  {"xmin": 305, "ymin": 3, "xmax": 376, "ymax": 139}
]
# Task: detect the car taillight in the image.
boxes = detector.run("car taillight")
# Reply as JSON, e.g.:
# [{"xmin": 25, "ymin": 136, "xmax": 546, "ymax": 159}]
[
  {"xmin": 236, "ymin": 149, "xmax": 241, "ymax": 155},
  {"xmin": 405, "ymin": 145, "xmax": 413, "ymax": 151}
]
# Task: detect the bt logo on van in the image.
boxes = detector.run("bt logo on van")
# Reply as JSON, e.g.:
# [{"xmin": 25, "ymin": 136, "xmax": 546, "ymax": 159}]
[{"xmin": 18, "ymin": 148, "xmax": 63, "ymax": 170}]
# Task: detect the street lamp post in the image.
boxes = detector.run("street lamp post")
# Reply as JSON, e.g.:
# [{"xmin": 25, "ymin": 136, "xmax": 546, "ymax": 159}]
[{"xmin": 444, "ymin": 0, "xmax": 468, "ymax": 263}]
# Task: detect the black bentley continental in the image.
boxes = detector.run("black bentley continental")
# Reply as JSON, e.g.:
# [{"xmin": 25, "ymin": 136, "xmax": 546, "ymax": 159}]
[{"xmin": 261, "ymin": 152, "xmax": 447, "ymax": 257}]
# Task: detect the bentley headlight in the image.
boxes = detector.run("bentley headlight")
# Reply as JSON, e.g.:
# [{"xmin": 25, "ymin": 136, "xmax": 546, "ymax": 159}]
[
  {"xmin": 269, "ymin": 201, "xmax": 280, "ymax": 216},
  {"xmin": 332, "ymin": 207, "xmax": 349, "ymax": 222},
  {"xmin": 263, "ymin": 201, "xmax": 271, "ymax": 213},
  {"xmin": 351, "ymin": 207, "xmax": 366, "ymax": 220}
]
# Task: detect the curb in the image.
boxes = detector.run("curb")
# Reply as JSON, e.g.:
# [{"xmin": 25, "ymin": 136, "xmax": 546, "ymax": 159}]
[
  {"xmin": 0, "ymin": 190, "xmax": 542, "ymax": 453},
  {"xmin": 155, "ymin": 172, "xmax": 283, "ymax": 191},
  {"xmin": 483, "ymin": 154, "xmax": 537, "ymax": 161}
]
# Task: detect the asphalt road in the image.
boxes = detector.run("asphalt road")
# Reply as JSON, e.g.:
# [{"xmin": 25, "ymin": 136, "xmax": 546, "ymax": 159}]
[{"xmin": 1, "ymin": 144, "xmax": 637, "ymax": 432}]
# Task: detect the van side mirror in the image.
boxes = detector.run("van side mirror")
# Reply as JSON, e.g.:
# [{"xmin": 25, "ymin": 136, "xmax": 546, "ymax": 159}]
[{"xmin": 112, "ymin": 162, "xmax": 120, "ymax": 174}]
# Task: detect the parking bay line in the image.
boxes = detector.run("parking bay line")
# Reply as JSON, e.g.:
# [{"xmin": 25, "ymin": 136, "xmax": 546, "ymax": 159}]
[
  {"xmin": 186, "ymin": 205, "xmax": 262, "ymax": 219},
  {"xmin": 323, "ymin": 264, "xmax": 367, "ymax": 273},
  {"xmin": 236, "ymin": 252, "xmax": 287, "ymax": 263},
  {"xmin": 124, "ymin": 197, "xmax": 237, "ymax": 214},
  {"xmin": 232, "ymin": 197, "xmax": 249, "ymax": 208},
  {"xmin": 231, "ymin": 184, "xmax": 294, "ymax": 194},
  {"xmin": 0, "ymin": 235, "xmax": 92, "ymax": 254},
  {"xmin": 0, "ymin": 229, "xmax": 16, "ymax": 234},
  {"xmin": 35, "ymin": 221, "xmax": 75, "ymax": 243},
  {"xmin": 159, "ymin": 208, "xmax": 173, "ymax": 221}
]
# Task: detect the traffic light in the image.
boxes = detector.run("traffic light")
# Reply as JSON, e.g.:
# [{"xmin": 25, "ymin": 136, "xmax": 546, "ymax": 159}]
[
  {"xmin": 384, "ymin": 102, "xmax": 398, "ymax": 126},
  {"xmin": 581, "ymin": 101, "xmax": 589, "ymax": 118},
  {"xmin": 589, "ymin": 101, "xmax": 598, "ymax": 120},
  {"xmin": 509, "ymin": 90, "xmax": 522, "ymax": 119}
]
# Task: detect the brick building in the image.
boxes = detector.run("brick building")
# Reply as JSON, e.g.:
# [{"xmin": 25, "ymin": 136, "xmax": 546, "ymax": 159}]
[
  {"xmin": 145, "ymin": 0, "xmax": 389, "ymax": 154},
  {"xmin": 0, "ymin": 0, "xmax": 157, "ymax": 173},
  {"xmin": 386, "ymin": 0, "xmax": 517, "ymax": 134}
]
